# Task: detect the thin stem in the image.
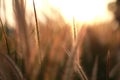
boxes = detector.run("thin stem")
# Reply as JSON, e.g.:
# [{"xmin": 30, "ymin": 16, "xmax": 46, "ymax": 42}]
[
  {"xmin": 33, "ymin": 0, "xmax": 40, "ymax": 50},
  {"xmin": 0, "ymin": 18, "xmax": 10, "ymax": 55},
  {"xmin": 64, "ymin": 26, "xmax": 88, "ymax": 80},
  {"xmin": 32, "ymin": 1, "xmax": 41, "ymax": 80},
  {"xmin": 73, "ymin": 16, "xmax": 77, "ymax": 40},
  {"xmin": 106, "ymin": 50, "xmax": 110, "ymax": 80}
]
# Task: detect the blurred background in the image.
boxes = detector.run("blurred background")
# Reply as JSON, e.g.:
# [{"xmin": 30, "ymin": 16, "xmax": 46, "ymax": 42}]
[{"xmin": 0, "ymin": 0, "xmax": 120, "ymax": 80}]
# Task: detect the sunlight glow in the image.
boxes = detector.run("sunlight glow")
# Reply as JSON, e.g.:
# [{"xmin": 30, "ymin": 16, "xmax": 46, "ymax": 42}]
[
  {"xmin": 47, "ymin": 0, "xmax": 115, "ymax": 23},
  {"xmin": 0, "ymin": 0, "xmax": 116, "ymax": 27},
  {"xmin": 25, "ymin": 0, "xmax": 116, "ymax": 24},
  {"xmin": 0, "ymin": 0, "xmax": 14, "ymax": 27}
]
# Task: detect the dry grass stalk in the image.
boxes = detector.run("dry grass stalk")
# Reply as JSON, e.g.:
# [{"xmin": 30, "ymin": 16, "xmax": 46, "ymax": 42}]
[
  {"xmin": 64, "ymin": 26, "xmax": 88, "ymax": 80},
  {"xmin": 106, "ymin": 50, "xmax": 110, "ymax": 80},
  {"xmin": 12, "ymin": 0, "xmax": 31, "ymax": 79},
  {"xmin": 91, "ymin": 56, "xmax": 98, "ymax": 80},
  {"xmin": 0, "ymin": 18, "xmax": 10, "ymax": 55}
]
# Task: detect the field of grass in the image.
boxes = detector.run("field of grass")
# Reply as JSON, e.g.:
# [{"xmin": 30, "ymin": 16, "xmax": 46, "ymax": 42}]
[{"xmin": 0, "ymin": 0, "xmax": 120, "ymax": 80}]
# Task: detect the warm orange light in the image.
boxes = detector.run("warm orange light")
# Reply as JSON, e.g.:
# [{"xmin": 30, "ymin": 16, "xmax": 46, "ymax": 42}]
[
  {"xmin": 51, "ymin": 0, "xmax": 116, "ymax": 23},
  {"xmin": 1, "ymin": 0, "xmax": 116, "ymax": 27},
  {"xmin": 26, "ymin": 0, "xmax": 115, "ymax": 24}
]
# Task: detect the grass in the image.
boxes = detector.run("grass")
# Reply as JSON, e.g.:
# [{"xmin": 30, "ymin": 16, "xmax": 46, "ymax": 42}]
[
  {"xmin": 0, "ymin": 0, "xmax": 120, "ymax": 80},
  {"xmin": 0, "ymin": 18, "xmax": 10, "ymax": 55},
  {"xmin": 0, "ymin": 0, "xmax": 81, "ymax": 79}
]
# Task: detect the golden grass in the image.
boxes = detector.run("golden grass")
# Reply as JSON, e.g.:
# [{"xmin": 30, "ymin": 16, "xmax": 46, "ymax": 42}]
[{"xmin": 0, "ymin": 0, "xmax": 120, "ymax": 80}]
